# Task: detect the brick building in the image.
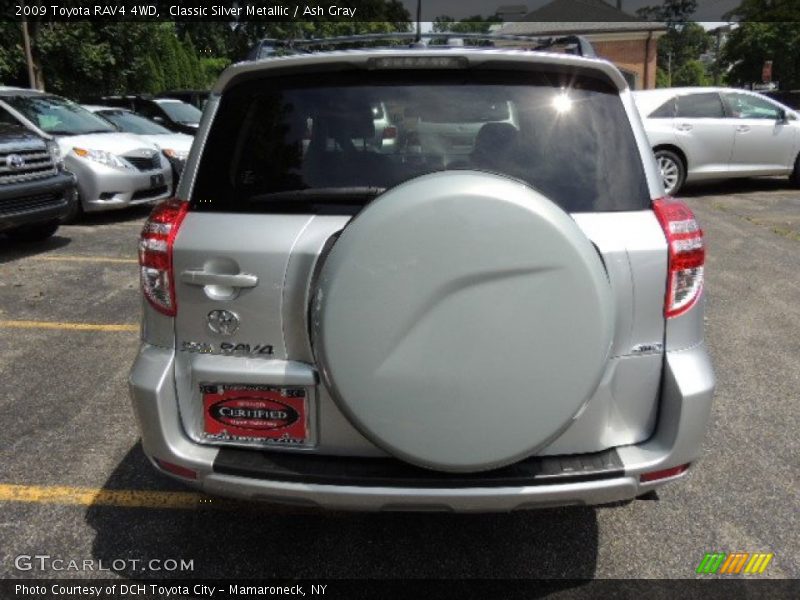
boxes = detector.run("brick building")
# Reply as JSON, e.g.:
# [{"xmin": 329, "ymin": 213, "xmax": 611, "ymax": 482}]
[{"xmin": 498, "ymin": 0, "xmax": 667, "ymax": 90}]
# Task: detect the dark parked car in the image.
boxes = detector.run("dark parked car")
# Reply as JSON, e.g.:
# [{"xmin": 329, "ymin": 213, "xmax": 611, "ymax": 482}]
[
  {"xmin": 0, "ymin": 110, "xmax": 76, "ymax": 241},
  {"xmin": 98, "ymin": 96, "xmax": 202, "ymax": 135}
]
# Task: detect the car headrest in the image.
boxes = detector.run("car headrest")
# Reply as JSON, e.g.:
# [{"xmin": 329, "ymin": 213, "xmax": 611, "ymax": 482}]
[{"xmin": 472, "ymin": 122, "xmax": 520, "ymax": 159}]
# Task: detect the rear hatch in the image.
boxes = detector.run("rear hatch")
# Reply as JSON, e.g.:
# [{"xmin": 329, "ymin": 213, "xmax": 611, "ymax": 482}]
[{"xmin": 168, "ymin": 60, "xmax": 667, "ymax": 459}]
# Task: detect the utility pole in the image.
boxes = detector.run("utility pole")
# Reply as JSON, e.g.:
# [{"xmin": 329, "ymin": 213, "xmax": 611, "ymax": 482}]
[
  {"xmin": 667, "ymin": 51, "xmax": 672, "ymax": 87},
  {"xmin": 416, "ymin": 0, "xmax": 422, "ymax": 42},
  {"xmin": 21, "ymin": 18, "xmax": 36, "ymax": 89}
]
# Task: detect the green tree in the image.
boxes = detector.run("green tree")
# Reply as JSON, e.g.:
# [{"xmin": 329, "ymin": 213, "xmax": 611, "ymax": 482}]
[
  {"xmin": 2, "ymin": 3, "xmax": 412, "ymax": 96},
  {"xmin": 724, "ymin": 0, "xmax": 800, "ymax": 22},
  {"xmin": 658, "ymin": 22, "xmax": 711, "ymax": 76},
  {"xmin": 182, "ymin": 35, "xmax": 204, "ymax": 88},
  {"xmin": 432, "ymin": 15, "xmax": 502, "ymax": 34},
  {"xmin": 229, "ymin": 0, "xmax": 411, "ymax": 58},
  {"xmin": 637, "ymin": 1, "xmax": 712, "ymax": 85},
  {"xmin": 656, "ymin": 67, "xmax": 671, "ymax": 88},
  {"xmin": 637, "ymin": 0, "xmax": 698, "ymax": 23},
  {"xmin": 174, "ymin": 35, "xmax": 192, "ymax": 89},
  {"xmin": 33, "ymin": 23, "xmax": 116, "ymax": 97},
  {"xmin": 0, "ymin": 22, "xmax": 24, "ymax": 85},
  {"xmin": 157, "ymin": 26, "xmax": 182, "ymax": 91},
  {"xmin": 142, "ymin": 55, "xmax": 166, "ymax": 94},
  {"xmin": 672, "ymin": 59, "xmax": 710, "ymax": 86},
  {"xmin": 199, "ymin": 57, "xmax": 231, "ymax": 87},
  {"xmin": 176, "ymin": 23, "xmax": 236, "ymax": 60},
  {"xmin": 721, "ymin": 21, "xmax": 800, "ymax": 90}
]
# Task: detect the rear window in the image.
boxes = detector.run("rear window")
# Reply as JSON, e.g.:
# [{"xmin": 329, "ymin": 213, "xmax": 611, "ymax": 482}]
[
  {"xmin": 420, "ymin": 99, "xmax": 511, "ymax": 123},
  {"xmin": 191, "ymin": 70, "xmax": 650, "ymax": 213},
  {"xmin": 157, "ymin": 101, "xmax": 202, "ymax": 123}
]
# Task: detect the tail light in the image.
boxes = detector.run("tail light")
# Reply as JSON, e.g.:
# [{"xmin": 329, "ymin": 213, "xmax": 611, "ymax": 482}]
[
  {"xmin": 139, "ymin": 198, "xmax": 189, "ymax": 316},
  {"xmin": 382, "ymin": 126, "xmax": 398, "ymax": 140},
  {"xmin": 652, "ymin": 197, "xmax": 705, "ymax": 318}
]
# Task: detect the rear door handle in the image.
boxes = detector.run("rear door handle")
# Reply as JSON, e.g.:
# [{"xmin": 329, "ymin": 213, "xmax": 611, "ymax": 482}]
[
  {"xmin": 676, "ymin": 123, "xmax": 693, "ymax": 132},
  {"xmin": 736, "ymin": 125, "xmax": 751, "ymax": 133},
  {"xmin": 180, "ymin": 270, "xmax": 259, "ymax": 288}
]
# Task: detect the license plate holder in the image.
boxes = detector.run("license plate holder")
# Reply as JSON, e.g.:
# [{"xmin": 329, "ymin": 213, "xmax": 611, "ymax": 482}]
[{"xmin": 201, "ymin": 384, "xmax": 311, "ymax": 447}]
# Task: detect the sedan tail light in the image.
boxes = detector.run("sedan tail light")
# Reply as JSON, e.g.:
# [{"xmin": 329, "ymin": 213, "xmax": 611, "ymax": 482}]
[
  {"xmin": 652, "ymin": 197, "xmax": 705, "ymax": 318},
  {"xmin": 139, "ymin": 198, "xmax": 188, "ymax": 316}
]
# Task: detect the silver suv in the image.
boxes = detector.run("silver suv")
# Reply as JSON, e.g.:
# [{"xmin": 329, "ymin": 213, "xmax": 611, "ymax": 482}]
[{"xmin": 130, "ymin": 40, "xmax": 715, "ymax": 511}]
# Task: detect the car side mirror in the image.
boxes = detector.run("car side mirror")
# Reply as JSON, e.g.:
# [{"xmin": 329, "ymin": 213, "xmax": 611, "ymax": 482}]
[{"xmin": 777, "ymin": 108, "xmax": 788, "ymax": 123}]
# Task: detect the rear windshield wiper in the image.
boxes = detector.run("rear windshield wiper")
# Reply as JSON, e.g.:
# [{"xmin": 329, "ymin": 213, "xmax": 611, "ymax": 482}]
[{"xmin": 249, "ymin": 187, "xmax": 386, "ymax": 203}]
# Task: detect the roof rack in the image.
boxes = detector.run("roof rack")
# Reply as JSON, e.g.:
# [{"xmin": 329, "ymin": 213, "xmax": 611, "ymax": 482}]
[{"xmin": 252, "ymin": 33, "xmax": 596, "ymax": 58}]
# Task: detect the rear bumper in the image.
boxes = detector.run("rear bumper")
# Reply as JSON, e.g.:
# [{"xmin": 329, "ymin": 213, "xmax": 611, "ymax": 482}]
[
  {"xmin": 0, "ymin": 171, "xmax": 76, "ymax": 232},
  {"xmin": 129, "ymin": 343, "xmax": 715, "ymax": 512}
]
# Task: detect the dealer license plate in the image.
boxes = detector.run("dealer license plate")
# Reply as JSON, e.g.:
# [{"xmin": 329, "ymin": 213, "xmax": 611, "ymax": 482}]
[{"xmin": 201, "ymin": 384, "xmax": 310, "ymax": 447}]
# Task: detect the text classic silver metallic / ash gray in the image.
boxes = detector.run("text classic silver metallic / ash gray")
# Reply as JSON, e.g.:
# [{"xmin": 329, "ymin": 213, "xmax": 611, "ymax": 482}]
[{"xmin": 129, "ymin": 37, "xmax": 715, "ymax": 511}]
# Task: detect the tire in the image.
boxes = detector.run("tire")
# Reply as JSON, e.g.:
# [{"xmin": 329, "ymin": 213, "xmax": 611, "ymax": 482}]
[
  {"xmin": 6, "ymin": 220, "xmax": 60, "ymax": 242},
  {"xmin": 654, "ymin": 149, "xmax": 686, "ymax": 196},
  {"xmin": 310, "ymin": 171, "xmax": 615, "ymax": 472},
  {"xmin": 790, "ymin": 153, "xmax": 800, "ymax": 188}
]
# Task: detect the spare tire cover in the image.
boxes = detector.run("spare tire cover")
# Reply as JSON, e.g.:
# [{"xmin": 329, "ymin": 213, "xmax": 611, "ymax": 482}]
[{"xmin": 311, "ymin": 171, "xmax": 614, "ymax": 472}]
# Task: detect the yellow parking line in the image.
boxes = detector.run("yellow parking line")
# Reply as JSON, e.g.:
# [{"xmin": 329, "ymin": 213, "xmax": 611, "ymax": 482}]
[
  {"xmin": 30, "ymin": 255, "xmax": 137, "ymax": 264},
  {"xmin": 0, "ymin": 483, "xmax": 308, "ymax": 513},
  {"xmin": 0, "ymin": 483, "xmax": 210, "ymax": 510},
  {"xmin": 0, "ymin": 320, "xmax": 138, "ymax": 332}
]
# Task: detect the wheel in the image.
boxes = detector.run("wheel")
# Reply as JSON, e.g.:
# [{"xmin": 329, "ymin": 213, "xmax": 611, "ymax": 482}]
[
  {"xmin": 790, "ymin": 153, "xmax": 800, "ymax": 188},
  {"xmin": 654, "ymin": 149, "xmax": 686, "ymax": 196},
  {"xmin": 5, "ymin": 220, "xmax": 60, "ymax": 242},
  {"xmin": 310, "ymin": 171, "xmax": 614, "ymax": 472}
]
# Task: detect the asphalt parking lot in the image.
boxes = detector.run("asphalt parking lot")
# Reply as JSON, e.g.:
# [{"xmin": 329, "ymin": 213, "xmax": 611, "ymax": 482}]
[{"xmin": 0, "ymin": 179, "xmax": 798, "ymax": 582}]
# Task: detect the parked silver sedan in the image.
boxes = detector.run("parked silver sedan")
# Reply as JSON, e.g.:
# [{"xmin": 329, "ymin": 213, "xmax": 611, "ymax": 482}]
[
  {"xmin": 0, "ymin": 88, "xmax": 171, "ymax": 220},
  {"xmin": 634, "ymin": 87, "xmax": 800, "ymax": 194}
]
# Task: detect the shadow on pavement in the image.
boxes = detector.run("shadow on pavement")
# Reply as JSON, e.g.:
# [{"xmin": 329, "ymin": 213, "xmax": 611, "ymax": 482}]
[
  {"xmin": 74, "ymin": 205, "xmax": 153, "ymax": 226},
  {"xmin": 0, "ymin": 206, "xmax": 150, "ymax": 263},
  {"xmin": 679, "ymin": 176, "xmax": 791, "ymax": 197},
  {"xmin": 87, "ymin": 443, "xmax": 600, "ymax": 581},
  {"xmin": 0, "ymin": 233, "xmax": 72, "ymax": 264}
]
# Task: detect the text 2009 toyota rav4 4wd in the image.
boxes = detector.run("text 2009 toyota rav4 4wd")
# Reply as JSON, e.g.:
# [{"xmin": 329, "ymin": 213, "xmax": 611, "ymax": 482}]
[{"xmin": 130, "ymin": 41, "xmax": 715, "ymax": 511}]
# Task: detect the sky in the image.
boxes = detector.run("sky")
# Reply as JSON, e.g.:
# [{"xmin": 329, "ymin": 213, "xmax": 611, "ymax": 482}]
[{"xmin": 400, "ymin": 0, "xmax": 742, "ymax": 22}]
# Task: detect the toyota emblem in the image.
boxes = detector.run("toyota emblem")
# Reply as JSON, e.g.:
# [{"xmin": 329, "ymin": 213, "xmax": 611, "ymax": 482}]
[
  {"xmin": 207, "ymin": 309, "xmax": 240, "ymax": 336},
  {"xmin": 6, "ymin": 154, "xmax": 25, "ymax": 170}
]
